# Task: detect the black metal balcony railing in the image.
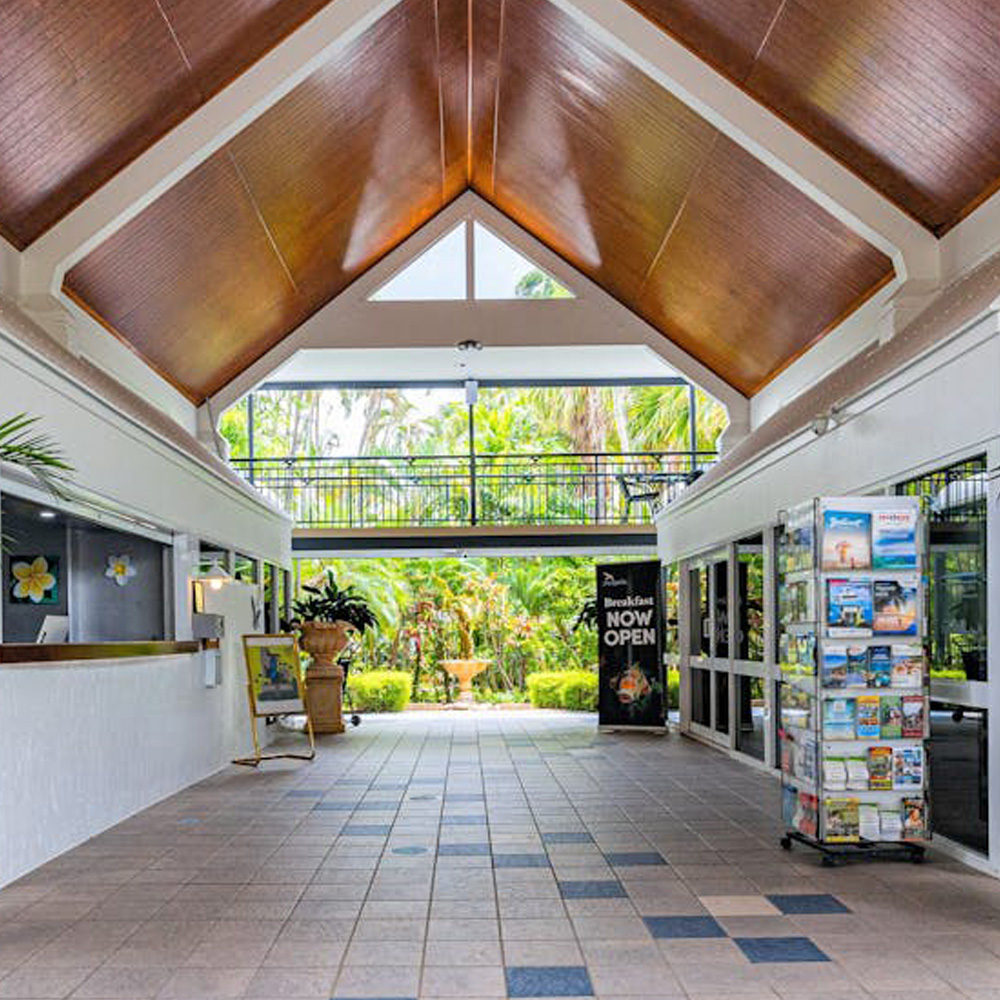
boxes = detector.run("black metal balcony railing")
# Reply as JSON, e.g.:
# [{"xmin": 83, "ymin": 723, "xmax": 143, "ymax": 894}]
[{"xmin": 231, "ymin": 451, "xmax": 716, "ymax": 529}]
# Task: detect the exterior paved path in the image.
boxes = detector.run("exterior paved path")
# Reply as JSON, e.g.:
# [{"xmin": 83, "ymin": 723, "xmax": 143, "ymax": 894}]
[{"xmin": 1, "ymin": 711, "xmax": 999, "ymax": 999}]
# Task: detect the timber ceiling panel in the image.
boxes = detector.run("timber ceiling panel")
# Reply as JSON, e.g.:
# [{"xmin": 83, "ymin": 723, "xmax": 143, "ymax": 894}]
[
  {"xmin": 0, "ymin": 0, "xmax": 343, "ymax": 248},
  {"xmin": 50, "ymin": 0, "xmax": 948, "ymax": 401},
  {"xmin": 636, "ymin": 137, "xmax": 893, "ymax": 393},
  {"xmin": 629, "ymin": 0, "xmax": 1000, "ymax": 234},
  {"xmin": 477, "ymin": 0, "xmax": 892, "ymax": 395},
  {"xmin": 65, "ymin": 0, "xmax": 458, "ymax": 401}
]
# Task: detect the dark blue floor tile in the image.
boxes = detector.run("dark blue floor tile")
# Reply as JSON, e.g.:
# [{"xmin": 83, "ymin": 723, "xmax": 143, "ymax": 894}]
[
  {"xmin": 392, "ymin": 846, "xmax": 428, "ymax": 856},
  {"xmin": 506, "ymin": 966, "xmax": 594, "ymax": 998},
  {"xmin": 372, "ymin": 782, "xmax": 407, "ymax": 791},
  {"xmin": 542, "ymin": 832, "xmax": 593, "ymax": 844},
  {"xmin": 494, "ymin": 854, "xmax": 550, "ymax": 868},
  {"xmin": 735, "ymin": 937, "xmax": 830, "ymax": 963},
  {"xmin": 558, "ymin": 880, "xmax": 626, "ymax": 899},
  {"xmin": 341, "ymin": 824, "xmax": 392, "ymax": 836},
  {"xmin": 644, "ymin": 916, "xmax": 726, "ymax": 939},
  {"xmin": 604, "ymin": 851, "xmax": 666, "ymax": 866},
  {"xmin": 766, "ymin": 894, "xmax": 850, "ymax": 915},
  {"xmin": 354, "ymin": 801, "xmax": 400, "ymax": 811},
  {"xmin": 313, "ymin": 802, "xmax": 356, "ymax": 811},
  {"xmin": 438, "ymin": 843, "xmax": 491, "ymax": 856},
  {"xmin": 441, "ymin": 815, "xmax": 487, "ymax": 826}
]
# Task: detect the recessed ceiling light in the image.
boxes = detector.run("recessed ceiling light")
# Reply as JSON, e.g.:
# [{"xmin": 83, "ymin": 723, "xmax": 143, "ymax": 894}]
[{"xmin": 39, "ymin": 510, "xmax": 57, "ymax": 520}]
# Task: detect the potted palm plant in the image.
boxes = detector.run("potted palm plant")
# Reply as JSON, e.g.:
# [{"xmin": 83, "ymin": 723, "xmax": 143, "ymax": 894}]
[
  {"xmin": 0, "ymin": 414, "xmax": 71, "ymax": 550},
  {"xmin": 288, "ymin": 574, "xmax": 377, "ymax": 733}
]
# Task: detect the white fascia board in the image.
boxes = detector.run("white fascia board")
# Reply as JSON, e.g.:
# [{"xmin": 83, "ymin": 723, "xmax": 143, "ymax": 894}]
[
  {"xmin": 0, "ymin": 236, "xmax": 19, "ymax": 299},
  {"xmin": 208, "ymin": 192, "xmax": 749, "ymax": 421},
  {"xmin": 548, "ymin": 0, "xmax": 939, "ymax": 286},
  {"xmin": 940, "ymin": 186, "xmax": 1000, "ymax": 282},
  {"xmin": 18, "ymin": 0, "xmax": 404, "ymax": 298}
]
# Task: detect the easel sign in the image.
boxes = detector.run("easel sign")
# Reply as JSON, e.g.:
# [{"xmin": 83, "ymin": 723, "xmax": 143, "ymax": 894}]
[{"xmin": 234, "ymin": 634, "xmax": 315, "ymax": 767}]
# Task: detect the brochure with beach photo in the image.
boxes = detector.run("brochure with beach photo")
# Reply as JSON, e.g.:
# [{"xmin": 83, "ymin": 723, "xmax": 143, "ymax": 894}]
[
  {"xmin": 873, "ymin": 576, "xmax": 919, "ymax": 635},
  {"xmin": 893, "ymin": 746, "xmax": 924, "ymax": 790},
  {"xmin": 867, "ymin": 645, "xmax": 892, "ymax": 687},
  {"xmin": 827, "ymin": 578, "xmax": 874, "ymax": 637},
  {"xmin": 822, "ymin": 646, "xmax": 848, "ymax": 688},
  {"xmin": 823, "ymin": 697, "xmax": 856, "ymax": 740},
  {"xmin": 871, "ymin": 509, "xmax": 918, "ymax": 570},
  {"xmin": 822, "ymin": 510, "xmax": 872, "ymax": 571}
]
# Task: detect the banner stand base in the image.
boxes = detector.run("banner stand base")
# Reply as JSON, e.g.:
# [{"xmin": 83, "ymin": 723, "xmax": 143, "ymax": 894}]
[{"xmin": 598, "ymin": 725, "xmax": 666, "ymax": 734}]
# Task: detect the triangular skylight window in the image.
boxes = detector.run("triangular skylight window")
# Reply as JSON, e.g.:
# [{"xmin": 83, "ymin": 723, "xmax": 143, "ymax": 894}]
[
  {"xmin": 473, "ymin": 222, "xmax": 574, "ymax": 300},
  {"xmin": 370, "ymin": 220, "xmax": 575, "ymax": 302},
  {"xmin": 370, "ymin": 223, "xmax": 467, "ymax": 301}
]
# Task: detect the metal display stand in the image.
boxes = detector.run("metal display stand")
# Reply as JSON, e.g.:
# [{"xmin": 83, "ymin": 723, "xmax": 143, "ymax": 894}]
[{"xmin": 777, "ymin": 497, "xmax": 929, "ymax": 867}]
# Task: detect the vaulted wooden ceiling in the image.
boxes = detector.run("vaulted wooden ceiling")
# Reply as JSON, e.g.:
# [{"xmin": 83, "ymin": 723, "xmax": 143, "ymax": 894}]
[{"xmin": 4, "ymin": 0, "xmax": 1000, "ymax": 403}]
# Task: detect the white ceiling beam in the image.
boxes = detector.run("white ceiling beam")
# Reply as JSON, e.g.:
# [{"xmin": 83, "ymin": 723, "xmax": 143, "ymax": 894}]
[
  {"xmin": 18, "ymin": 0, "xmax": 404, "ymax": 299},
  {"xmin": 207, "ymin": 192, "xmax": 749, "ymax": 423},
  {"xmin": 548, "ymin": 0, "xmax": 940, "ymax": 289}
]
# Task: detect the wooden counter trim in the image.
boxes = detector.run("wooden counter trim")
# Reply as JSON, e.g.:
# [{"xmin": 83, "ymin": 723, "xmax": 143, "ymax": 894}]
[{"xmin": 0, "ymin": 641, "xmax": 202, "ymax": 664}]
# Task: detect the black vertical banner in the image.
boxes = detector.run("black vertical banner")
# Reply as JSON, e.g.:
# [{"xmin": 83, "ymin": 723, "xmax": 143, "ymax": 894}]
[{"xmin": 597, "ymin": 560, "xmax": 665, "ymax": 729}]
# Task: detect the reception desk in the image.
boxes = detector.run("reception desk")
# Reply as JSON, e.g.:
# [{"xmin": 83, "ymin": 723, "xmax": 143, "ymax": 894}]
[{"xmin": 0, "ymin": 638, "xmax": 249, "ymax": 889}]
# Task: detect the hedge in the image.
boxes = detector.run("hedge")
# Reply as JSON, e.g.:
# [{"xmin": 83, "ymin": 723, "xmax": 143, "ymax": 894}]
[
  {"xmin": 346, "ymin": 670, "xmax": 412, "ymax": 712},
  {"xmin": 527, "ymin": 670, "xmax": 598, "ymax": 711}
]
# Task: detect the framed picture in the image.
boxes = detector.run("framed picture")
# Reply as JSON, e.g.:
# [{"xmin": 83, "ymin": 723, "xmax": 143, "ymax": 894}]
[
  {"xmin": 242, "ymin": 634, "xmax": 306, "ymax": 717},
  {"xmin": 10, "ymin": 555, "xmax": 59, "ymax": 604}
]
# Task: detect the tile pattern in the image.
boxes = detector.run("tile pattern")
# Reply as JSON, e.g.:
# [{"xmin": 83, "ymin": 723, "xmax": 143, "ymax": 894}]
[{"xmin": 0, "ymin": 713, "xmax": 996, "ymax": 1000}]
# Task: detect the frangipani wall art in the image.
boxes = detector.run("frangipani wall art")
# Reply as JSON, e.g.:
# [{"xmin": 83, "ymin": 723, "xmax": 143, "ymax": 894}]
[
  {"xmin": 10, "ymin": 555, "xmax": 59, "ymax": 604},
  {"xmin": 105, "ymin": 554, "xmax": 137, "ymax": 587}
]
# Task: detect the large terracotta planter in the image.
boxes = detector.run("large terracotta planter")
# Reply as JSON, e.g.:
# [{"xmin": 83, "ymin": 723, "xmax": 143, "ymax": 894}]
[
  {"xmin": 440, "ymin": 659, "xmax": 490, "ymax": 705},
  {"xmin": 300, "ymin": 621, "xmax": 351, "ymax": 734}
]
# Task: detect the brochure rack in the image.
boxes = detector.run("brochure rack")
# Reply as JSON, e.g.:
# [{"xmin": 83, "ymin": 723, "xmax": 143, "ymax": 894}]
[{"xmin": 777, "ymin": 496, "xmax": 929, "ymax": 866}]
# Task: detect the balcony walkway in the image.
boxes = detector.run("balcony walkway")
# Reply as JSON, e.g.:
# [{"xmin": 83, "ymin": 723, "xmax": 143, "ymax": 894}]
[
  {"xmin": 232, "ymin": 453, "xmax": 714, "ymax": 554},
  {"xmin": 2, "ymin": 712, "xmax": 998, "ymax": 999}
]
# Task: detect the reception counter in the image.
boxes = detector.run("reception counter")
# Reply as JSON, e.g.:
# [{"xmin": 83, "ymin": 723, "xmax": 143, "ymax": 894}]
[{"xmin": 0, "ymin": 640, "xmax": 202, "ymax": 664}]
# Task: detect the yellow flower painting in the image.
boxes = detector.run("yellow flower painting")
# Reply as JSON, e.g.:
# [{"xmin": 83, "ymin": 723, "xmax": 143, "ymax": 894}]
[{"xmin": 11, "ymin": 555, "xmax": 59, "ymax": 604}]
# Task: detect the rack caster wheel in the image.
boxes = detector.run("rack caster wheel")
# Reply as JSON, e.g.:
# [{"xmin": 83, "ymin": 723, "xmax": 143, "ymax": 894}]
[
  {"xmin": 821, "ymin": 855, "xmax": 837, "ymax": 868},
  {"xmin": 780, "ymin": 836, "xmax": 792, "ymax": 851},
  {"xmin": 350, "ymin": 714, "xmax": 361, "ymax": 727}
]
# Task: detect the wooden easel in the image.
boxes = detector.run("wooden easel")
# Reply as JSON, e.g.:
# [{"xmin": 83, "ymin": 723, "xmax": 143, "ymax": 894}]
[{"xmin": 233, "ymin": 633, "xmax": 316, "ymax": 767}]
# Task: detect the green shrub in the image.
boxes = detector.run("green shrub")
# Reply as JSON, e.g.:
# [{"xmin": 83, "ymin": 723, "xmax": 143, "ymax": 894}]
[
  {"xmin": 347, "ymin": 670, "xmax": 412, "ymax": 712},
  {"xmin": 559, "ymin": 671, "xmax": 598, "ymax": 711},
  {"xmin": 666, "ymin": 667, "xmax": 680, "ymax": 710},
  {"xmin": 929, "ymin": 668, "xmax": 967, "ymax": 681},
  {"xmin": 527, "ymin": 670, "xmax": 598, "ymax": 711},
  {"xmin": 526, "ymin": 672, "xmax": 567, "ymax": 709}
]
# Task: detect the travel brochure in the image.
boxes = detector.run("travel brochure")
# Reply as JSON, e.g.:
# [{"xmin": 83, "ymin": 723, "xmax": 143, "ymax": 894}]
[
  {"xmin": 780, "ymin": 503, "xmax": 816, "ymax": 574},
  {"xmin": 823, "ymin": 745, "xmax": 923, "ymax": 791},
  {"xmin": 824, "ymin": 797, "xmax": 926, "ymax": 842},
  {"xmin": 826, "ymin": 577, "xmax": 919, "ymax": 638},
  {"xmin": 821, "ymin": 643, "xmax": 923, "ymax": 689},
  {"xmin": 822, "ymin": 510, "xmax": 872, "ymax": 571},
  {"xmin": 821, "ymin": 506, "xmax": 919, "ymax": 573},
  {"xmin": 822, "ymin": 693, "xmax": 924, "ymax": 740}
]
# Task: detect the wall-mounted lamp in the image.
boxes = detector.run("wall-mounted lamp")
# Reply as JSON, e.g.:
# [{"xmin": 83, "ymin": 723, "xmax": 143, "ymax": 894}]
[
  {"xmin": 810, "ymin": 406, "xmax": 842, "ymax": 437},
  {"xmin": 199, "ymin": 560, "xmax": 233, "ymax": 591},
  {"xmin": 39, "ymin": 510, "xmax": 57, "ymax": 520}
]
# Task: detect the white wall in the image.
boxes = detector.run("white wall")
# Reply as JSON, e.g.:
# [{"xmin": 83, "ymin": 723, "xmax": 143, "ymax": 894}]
[
  {"xmin": 0, "ymin": 309, "xmax": 291, "ymax": 568},
  {"xmin": 658, "ymin": 310, "xmax": 1000, "ymax": 562},
  {"xmin": 0, "ymin": 643, "xmax": 261, "ymax": 888}
]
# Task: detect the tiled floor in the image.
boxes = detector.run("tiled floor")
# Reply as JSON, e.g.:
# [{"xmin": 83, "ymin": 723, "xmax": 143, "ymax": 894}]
[{"xmin": 2, "ymin": 712, "xmax": 1000, "ymax": 999}]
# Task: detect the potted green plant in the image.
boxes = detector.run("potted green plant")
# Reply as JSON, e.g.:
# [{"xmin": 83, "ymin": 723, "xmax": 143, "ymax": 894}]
[{"xmin": 288, "ymin": 574, "xmax": 377, "ymax": 733}]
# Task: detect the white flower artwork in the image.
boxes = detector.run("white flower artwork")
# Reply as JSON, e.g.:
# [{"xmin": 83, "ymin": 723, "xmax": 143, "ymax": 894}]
[{"xmin": 105, "ymin": 554, "xmax": 137, "ymax": 587}]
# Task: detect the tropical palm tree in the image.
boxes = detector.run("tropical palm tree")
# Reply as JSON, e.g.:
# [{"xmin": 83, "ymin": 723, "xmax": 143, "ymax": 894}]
[{"xmin": 0, "ymin": 414, "xmax": 72, "ymax": 550}]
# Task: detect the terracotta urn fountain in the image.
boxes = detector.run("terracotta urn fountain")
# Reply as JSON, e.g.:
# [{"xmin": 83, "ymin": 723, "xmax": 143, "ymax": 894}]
[
  {"xmin": 299, "ymin": 621, "xmax": 352, "ymax": 733},
  {"xmin": 440, "ymin": 659, "xmax": 491, "ymax": 706}
]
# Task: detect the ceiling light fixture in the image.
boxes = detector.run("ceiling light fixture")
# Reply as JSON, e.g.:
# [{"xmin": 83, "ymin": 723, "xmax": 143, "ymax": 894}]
[{"xmin": 39, "ymin": 510, "xmax": 57, "ymax": 520}]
